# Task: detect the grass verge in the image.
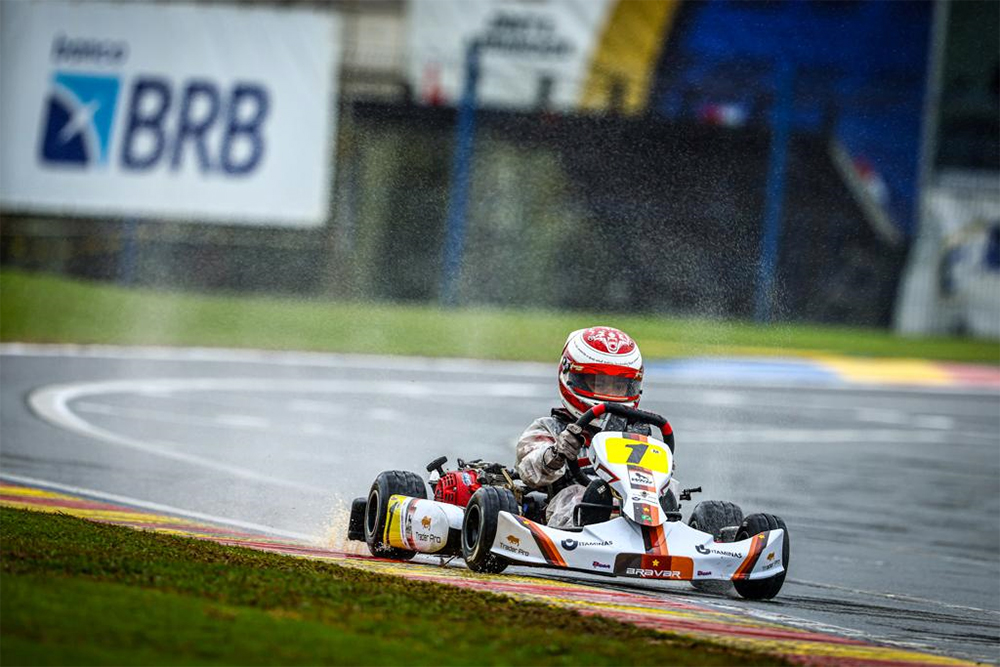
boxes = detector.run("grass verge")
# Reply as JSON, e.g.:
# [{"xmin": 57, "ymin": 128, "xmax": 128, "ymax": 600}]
[
  {"xmin": 1, "ymin": 268, "xmax": 996, "ymax": 363},
  {"xmin": 0, "ymin": 507, "xmax": 786, "ymax": 666}
]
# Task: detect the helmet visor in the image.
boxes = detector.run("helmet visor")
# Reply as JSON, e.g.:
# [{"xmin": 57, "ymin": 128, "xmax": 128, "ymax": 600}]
[{"xmin": 566, "ymin": 371, "xmax": 640, "ymax": 401}]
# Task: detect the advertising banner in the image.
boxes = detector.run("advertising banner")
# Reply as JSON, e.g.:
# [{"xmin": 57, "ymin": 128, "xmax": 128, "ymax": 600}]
[
  {"xmin": 0, "ymin": 1, "xmax": 340, "ymax": 227},
  {"xmin": 407, "ymin": 0, "xmax": 677, "ymax": 114},
  {"xmin": 896, "ymin": 174, "xmax": 1000, "ymax": 338}
]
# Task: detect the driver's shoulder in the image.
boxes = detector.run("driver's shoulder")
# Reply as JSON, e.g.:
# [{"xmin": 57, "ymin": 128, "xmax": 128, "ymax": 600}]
[{"xmin": 520, "ymin": 410, "xmax": 567, "ymax": 437}]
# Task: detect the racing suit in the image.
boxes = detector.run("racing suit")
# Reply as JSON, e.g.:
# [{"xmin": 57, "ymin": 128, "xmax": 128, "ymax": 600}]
[
  {"xmin": 515, "ymin": 408, "xmax": 680, "ymax": 529},
  {"xmin": 514, "ymin": 409, "xmax": 592, "ymax": 529}
]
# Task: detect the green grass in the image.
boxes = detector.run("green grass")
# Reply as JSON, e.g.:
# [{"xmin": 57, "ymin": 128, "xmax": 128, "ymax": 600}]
[
  {"xmin": 0, "ymin": 507, "xmax": 786, "ymax": 666},
  {"xmin": 2, "ymin": 268, "xmax": 997, "ymax": 363}
]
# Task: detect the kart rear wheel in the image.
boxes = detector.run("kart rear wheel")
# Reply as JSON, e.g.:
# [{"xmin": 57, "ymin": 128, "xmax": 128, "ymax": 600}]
[
  {"xmin": 364, "ymin": 470, "xmax": 427, "ymax": 560},
  {"xmin": 688, "ymin": 500, "xmax": 744, "ymax": 594},
  {"xmin": 733, "ymin": 513, "xmax": 790, "ymax": 600},
  {"xmin": 462, "ymin": 486, "xmax": 519, "ymax": 574}
]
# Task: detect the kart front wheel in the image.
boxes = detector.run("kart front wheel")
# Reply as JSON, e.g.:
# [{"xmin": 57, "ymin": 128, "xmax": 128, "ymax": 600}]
[
  {"xmin": 364, "ymin": 470, "xmax": 427, "ymax": 560},
  {"xmin": 688, "ymin": 500, "xmax": 743, "ymax": 594},
  {"xmin": 462, "ymin": 487, "xmax": 519, "ymax": 573},
  {"xmin": 733, "ymin": 513, "xmax": 790, "ymax": 600}
]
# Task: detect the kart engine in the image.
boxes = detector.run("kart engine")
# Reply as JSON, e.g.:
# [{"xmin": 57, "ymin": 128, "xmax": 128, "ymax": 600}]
[
  {"xmin": 427, "ymin": 456, "xmax": 517, "ymax": 508},
  {"xmin": 434, "ymin": 469, "xmax": 482, "ymax": 506}
]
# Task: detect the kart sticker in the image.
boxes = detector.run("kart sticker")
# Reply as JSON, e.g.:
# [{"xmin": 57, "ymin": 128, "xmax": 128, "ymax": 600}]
[
  {"xmin": 498, "ymin": 533, "xmax": 531, "ymax": 558},
  {"xmin": 732, "ymin": 531, "xmax": 769, "ymax": 580},
  {"xmin": 604, "ymin": 437, "xmax": 671, "ymax": 474},
  {"xmin": 384, "ymin": 495, "xmax": 406, "ymax": 547},
  {"xmin": 514, "ymin": 516, "xmax": 567, "ymax": 567},
  {"xmin": 614, "ymin": 553, "xmax": 694, "ymax": 580},
  {"xmin": 387, "ymin": 495, "xmax": 450, "ymax": 553},
  {"xmin": 633, "ymin": 501, "xmax": 660, "ymax": 526},
  {"xmin": 641, "ymin": 524, "xmax": 669, "ymax": 555},
  {"xmin": 402, "ymin": 499, "xmax": 420, "ymax": 550},
  {"xmin": 627, "ymin": 466, "xmax": 657, "ymax": 492}
]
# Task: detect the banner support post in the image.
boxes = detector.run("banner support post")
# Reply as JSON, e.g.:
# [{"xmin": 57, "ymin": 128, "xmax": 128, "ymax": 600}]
[
  {"xmin": 118, "ymin": 217, "xmax": 138, "ymax": 286},
  {"xmin": 440, "ymin": 39, "xmax": 481, "ymax": 306},
  {"xmin": 754, "ymin": 61, "xmax": 794, "ymax": 323}
]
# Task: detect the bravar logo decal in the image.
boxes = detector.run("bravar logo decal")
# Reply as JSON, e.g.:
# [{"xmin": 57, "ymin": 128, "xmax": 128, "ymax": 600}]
[{"xmin": 626, "ymin": 567, "xmax": 682, "ymax": 579}]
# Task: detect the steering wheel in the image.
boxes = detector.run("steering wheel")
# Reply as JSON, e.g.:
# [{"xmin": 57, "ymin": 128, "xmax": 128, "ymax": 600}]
[{"xmin": 566, "ymin": 403, "xmax": 675, "ymax": 487}]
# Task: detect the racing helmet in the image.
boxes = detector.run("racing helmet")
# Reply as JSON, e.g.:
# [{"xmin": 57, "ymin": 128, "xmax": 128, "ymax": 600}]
[{"xmin": 558, "ymin": 326, "xmax": 643, "ymax": 419}]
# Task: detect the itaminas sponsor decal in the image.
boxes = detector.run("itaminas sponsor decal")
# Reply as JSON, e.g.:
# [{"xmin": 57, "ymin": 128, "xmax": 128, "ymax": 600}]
[
  {"xmin": 695, "ymin": 543, "xmax": 743, "ymax": 558},
  {"xmin": 560, "ymin": 538, "xmax": 613, "ymax": 551}
]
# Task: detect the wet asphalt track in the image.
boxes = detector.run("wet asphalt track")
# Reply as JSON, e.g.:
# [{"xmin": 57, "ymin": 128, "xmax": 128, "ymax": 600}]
[{"xmin": 1, "ymin": 345, "xmax": 998, "ymax": 663}]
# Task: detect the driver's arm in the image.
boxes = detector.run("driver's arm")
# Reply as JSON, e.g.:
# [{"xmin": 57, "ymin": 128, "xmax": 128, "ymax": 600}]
[{"xmin": 515, "ymin": 418, "xmax": 571, "ymax": 487}]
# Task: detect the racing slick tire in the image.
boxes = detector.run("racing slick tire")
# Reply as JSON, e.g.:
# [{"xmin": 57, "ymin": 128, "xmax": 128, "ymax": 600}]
[
  {"xmin": 462, "ymin": 486, "xmax": 519, "ymax": 574},
  {"xmin": 688, "ymin": 500, "xmax": 744, "ymax": 593},
  {"xmin": 364, "ymin": 470, "xmax": 427, "ymax": 560},
  {"xmin": 733, "ymin": 513, "xmax": 790, "ymax": 600}
]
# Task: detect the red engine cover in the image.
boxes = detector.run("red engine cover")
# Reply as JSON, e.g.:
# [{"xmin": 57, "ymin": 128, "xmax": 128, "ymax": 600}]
[{"xmin": 434, "ymin": 470, "xmax": 482, "ymax": 507}]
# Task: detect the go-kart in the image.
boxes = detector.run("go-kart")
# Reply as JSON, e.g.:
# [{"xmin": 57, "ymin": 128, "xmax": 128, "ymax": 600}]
[{"xmin": 347, "ymin": 403, "xmax": 790, "ymax": 600}]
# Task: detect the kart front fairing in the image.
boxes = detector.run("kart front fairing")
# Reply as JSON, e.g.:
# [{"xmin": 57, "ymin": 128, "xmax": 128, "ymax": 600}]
[{"xmin": 490, "ymin": 511, "xmax": 786, "ymax": 582}]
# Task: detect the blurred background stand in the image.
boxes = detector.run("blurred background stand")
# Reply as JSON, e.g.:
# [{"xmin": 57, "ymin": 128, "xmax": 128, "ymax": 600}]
[{"xmin": 1, "ymin": 0, "xmax": 996, "ymax": 340}]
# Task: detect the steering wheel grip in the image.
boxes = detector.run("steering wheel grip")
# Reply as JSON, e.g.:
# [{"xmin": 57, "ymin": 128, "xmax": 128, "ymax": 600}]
[
  {"xmin": 574, "ymin": 403, "xmax": 674, "ymax": 450},
  {"xmin": 565, "ymin": 402, "xmax": 675, "ymax": 487}
]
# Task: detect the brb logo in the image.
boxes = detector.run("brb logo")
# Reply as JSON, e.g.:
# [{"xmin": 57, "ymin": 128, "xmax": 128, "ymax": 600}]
[
  {"xmin": 40, "ymin": 41, "xmax": 270, "ymax": 176},
  {"xmin": 41, "ymin": 73, "xmax": 120, "ymax": 166}
]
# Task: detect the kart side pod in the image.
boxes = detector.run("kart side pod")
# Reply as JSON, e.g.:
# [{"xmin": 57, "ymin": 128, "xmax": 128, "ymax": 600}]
[{"xmin": 358, "ymin": 494, "xmax": 466, "ymax": 556}]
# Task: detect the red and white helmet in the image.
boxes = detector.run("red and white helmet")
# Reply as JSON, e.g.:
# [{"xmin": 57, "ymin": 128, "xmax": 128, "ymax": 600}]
[{"xmin": 558, "ymin": 326, "xmax": 643, "ymax": 419}]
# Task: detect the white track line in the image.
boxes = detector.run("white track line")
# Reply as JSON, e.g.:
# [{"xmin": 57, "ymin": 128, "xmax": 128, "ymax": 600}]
[
  {"xmin": 0, "ymin": 472, "xmax": 314, "ymax": 541},
  {"xmin": 26, "ymin": 377, "xmax": 549, "ymax": 491},
  {"xmin": 28, "ymin": 381, "xmax": 332, "ymax": 494}
]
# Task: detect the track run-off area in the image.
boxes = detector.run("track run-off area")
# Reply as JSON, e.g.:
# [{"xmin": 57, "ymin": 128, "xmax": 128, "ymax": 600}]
[{"xmin": 1, "ymin": 344, "xmax": 998, "ymax": 665}]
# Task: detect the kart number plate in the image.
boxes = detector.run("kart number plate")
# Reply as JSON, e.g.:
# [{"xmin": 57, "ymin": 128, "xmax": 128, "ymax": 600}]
[{"xmin": 604, "ymin": 437, "xmax": 671, "ymax": 474}]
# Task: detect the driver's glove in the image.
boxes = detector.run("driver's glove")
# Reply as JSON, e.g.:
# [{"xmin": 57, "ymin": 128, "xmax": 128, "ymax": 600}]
[{"xmin": 547, "ymin": 424, "xmax": 584, "ymax": 469}]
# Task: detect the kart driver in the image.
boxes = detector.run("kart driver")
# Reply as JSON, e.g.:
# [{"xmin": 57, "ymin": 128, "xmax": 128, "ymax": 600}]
[{"xmin": 515, "ymin": 326, "xmax": 674, "ymax": 528}]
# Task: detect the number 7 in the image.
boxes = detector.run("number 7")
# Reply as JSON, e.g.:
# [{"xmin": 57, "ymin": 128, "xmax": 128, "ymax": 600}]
[{"xmin": 625, "ymin": 443, "xmax": 648, "ymax": 465}]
